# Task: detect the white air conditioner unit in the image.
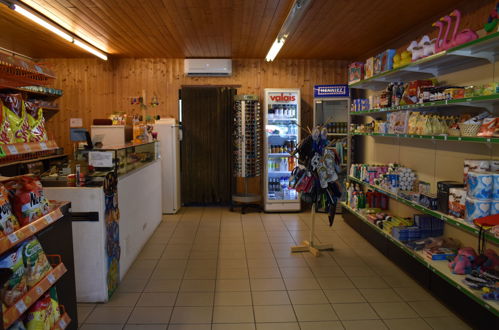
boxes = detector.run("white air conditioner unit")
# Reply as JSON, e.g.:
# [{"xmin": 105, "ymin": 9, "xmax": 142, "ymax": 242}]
[{"xmin": 184, "ymin": 59, "xmax": 232, "ymax": 76}]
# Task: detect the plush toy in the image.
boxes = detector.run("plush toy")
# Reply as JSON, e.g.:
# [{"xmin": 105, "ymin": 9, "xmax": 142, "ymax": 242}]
[
  {"xmin": 407, "ymin": 40, "xmax": 423, "ymax": 61},
  {"xmin": 449, "ymin": 247, "xmax": 477, "ymax": 275},
  {"xmin": 420, "ymin": 35, "xmax": 436, "ymax": 57},
  {"xmin": 485, "ymin": 2, "xmax": 499, "ymax": 32},
  {"xmin": 449, "ymin": 10, "xmax": 478, "ymax": 47}
]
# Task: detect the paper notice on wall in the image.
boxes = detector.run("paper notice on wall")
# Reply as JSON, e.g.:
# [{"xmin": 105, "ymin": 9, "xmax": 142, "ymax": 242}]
[{"xmin": 89, "ymin": 151, "xmax": 114, "ymax": 167}]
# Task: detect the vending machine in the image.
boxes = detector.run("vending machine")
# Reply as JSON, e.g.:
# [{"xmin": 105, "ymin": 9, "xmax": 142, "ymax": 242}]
[{"xmin": 263, "ymin": 88, "xmax": 301, "ymax": 212}]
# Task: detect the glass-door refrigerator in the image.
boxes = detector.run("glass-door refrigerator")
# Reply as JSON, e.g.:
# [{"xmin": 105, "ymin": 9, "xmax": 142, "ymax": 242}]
[{"xmin": 263, "ymin": 88, "xmax": 301, "ymax": 212}]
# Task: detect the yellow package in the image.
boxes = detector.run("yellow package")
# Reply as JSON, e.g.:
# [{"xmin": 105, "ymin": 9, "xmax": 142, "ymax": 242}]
[
  {"xmin": 0, "ymin": 94, "xmax": 29, "ymax": 143},
  {"xmin": 25, "ymin": 101, "xmax": 48, "ymax": 142}
]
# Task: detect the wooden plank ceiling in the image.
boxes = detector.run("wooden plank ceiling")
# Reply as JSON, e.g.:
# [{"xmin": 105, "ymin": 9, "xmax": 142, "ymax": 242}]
[{"xmin": 0, "ymin": 0, "xmax": 472, "ymax": 59}]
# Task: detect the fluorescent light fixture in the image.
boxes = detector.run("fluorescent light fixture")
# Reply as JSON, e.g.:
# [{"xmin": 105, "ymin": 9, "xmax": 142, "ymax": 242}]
[
  {"xmin": 265, "ymin": 38, "xmax": 286, "ymax": 62},
  {"xmin": 74, "ymin": 39, "xmax": 108, "ymax": 61},
  {"xmin": 13, "ymin": 4, "xmax": 73, "ymax": 42}
]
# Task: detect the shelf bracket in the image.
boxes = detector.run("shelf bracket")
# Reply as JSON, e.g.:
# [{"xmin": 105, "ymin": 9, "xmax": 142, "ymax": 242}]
[{"xmin": 451, "ymin": 49, "xmax": 498, "ymax": 64}]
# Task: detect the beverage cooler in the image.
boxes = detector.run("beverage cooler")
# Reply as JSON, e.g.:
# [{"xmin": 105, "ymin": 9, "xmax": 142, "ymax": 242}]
[{"xmin": 263, "ymin": 88, "xmax": 301, "ymax": 212}]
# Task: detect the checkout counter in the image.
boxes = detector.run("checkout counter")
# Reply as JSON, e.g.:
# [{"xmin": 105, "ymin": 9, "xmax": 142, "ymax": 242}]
[{"xmin": 42, "ymin": 141, "xmax": 162, "ymax": 302}]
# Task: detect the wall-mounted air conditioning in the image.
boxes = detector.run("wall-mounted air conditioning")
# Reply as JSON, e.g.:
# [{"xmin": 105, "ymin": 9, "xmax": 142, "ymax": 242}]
[{"xmin": 184, "ymin": 59, "xmax": 232, "ymax": 76}]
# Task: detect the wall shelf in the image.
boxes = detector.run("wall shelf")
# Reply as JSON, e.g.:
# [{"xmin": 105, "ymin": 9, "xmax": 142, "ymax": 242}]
[
  {"xmin": 350, "ymin": 132, "xmax": 499, "ymax": 143},
  {"xmin": 349, "ymin": 32, "xmax": 499, "ymax": 90},
  {"xmin": 348, "ymin": 176, "xmax": 499, "ymax": 245},
  {"xmin": 341, "ymin": 202, "xmax": 499, "ymax": 316}
]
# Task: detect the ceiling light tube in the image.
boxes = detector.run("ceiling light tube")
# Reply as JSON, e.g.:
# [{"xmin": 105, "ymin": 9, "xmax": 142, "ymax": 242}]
[
  {"xmin": 73, "ymin": 39, "xmax": 108, "ymax": 61},
  {"xmin": 13, "ymin": 4, "xmax": 73, "ymax": 42},
  {"xmin": 265, "ymin": 38, "xmax": 286, "ymax": 62}
]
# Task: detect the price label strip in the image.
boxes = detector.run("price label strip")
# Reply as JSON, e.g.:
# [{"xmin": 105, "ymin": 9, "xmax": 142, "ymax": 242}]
[
  {"xmin": 7, "ymin": 145, "xmax": 18, "ymax": 154},
  {"xmin": 7, "ymin": 233, "xmax": 19, "ymax": 244},
  {"xmin": 15, "ymin": 300, "xmax": 27, "ymax": 314},
  {"xmin": 39, "ymin": 142, "xmax": 48, "ymax": 150}
]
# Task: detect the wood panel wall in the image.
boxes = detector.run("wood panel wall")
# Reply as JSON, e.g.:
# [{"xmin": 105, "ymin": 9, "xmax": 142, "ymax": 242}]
[{"xmin": 44, "ymin": 58, "xmax": 349, "ymax": 153}]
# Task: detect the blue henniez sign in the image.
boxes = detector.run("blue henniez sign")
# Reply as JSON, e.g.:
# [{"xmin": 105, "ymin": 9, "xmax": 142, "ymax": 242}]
[{"xmin": 314, "ymin": 84, "xmax": 349, "ymax": 98}]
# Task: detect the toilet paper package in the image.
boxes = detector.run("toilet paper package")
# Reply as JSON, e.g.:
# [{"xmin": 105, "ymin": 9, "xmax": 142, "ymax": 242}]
[
  {"xmin": 491, "ymin": 160, "xmax": 499, "ymax": 172},
  {"xmin": 464, "ymin": 159, "xmax": 490, "ymax": 184},
  {"xmin": 491, "ymin": 200, "xmax": 499, "ymax": 215},
  {"xmin": 494, "ymin": 173, "xmax": 499, "ymax": 199},
  {"xmin": 467, "ymin": 171, "xmax": 493, "ymax": 199},
  {"xmin": 465, "ymin": 197, "xmax": 491, "ymax": 223}
]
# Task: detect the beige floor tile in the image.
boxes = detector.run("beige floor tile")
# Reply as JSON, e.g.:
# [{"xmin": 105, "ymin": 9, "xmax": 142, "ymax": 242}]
[
  {"xmin": 168, "ymin": 325, "xmax": 211, "ymax": 330},
  {"xmin": 310, "ymin": 266, "xmax": 346, "ymax": 277},
  {"xmin": 214, "ymin": 291, "xmax": 252, "ymax": 305},
  {"xmin": 332, "ymin": 303, "xmax": 378, "ymax": 320},
  {"xmin": 183, "ymin": 267, "xmax": 217, "ymax": 280},
  {"xmin": 408, "ymin": 300, "xmax": 452, "ymax": 317},
  {"xmin": 384, "ymin": 318, "xmax": 432, "ymax": 330},
  {"xmin": 256, "ymin": 322, "xmax": 300, "ymax": 330},
  {"xmin": 359, "ymin": 288, "xmax": 402, "ymax": 303},
  {"xmin": 213, "ymin": 305, "xmax": 254, "ymax": 323},
  {"xmin": 247, "ymin": 258, "xmax": 278, "ymax": 268},
  {"xmin": 124, "ymin": 325, "xmax": 168, "ymax": 330},
  {"xmin": 423, "ymin": 316, "xmax": 471, "ymax": 330},
  {"xmin": 350, "ymin": 276, "xmax": 389, "ymax": 289},
  {"xmin": 145, "ymin": 279, "xmax": 182, "ymax": 292},
  {"xmin": 85, "ymin": 306, "xmax": 133, "ymax": 324},
  {"xmin": 212, "ymin": 324, "xmax": 256, "ymax": 330},
  {"xmin": 216, "ymin": 279, "xmax": 251, "ymax": 291},
  {"xmin": 284, "ymin": 278, "xmax": 320, "ymax": 290},
  {"xmin": 324, "ymin": 289, "xmax": 365, "ymax": 303},
  {"xmin": 77, "ymin": 305, "xmax": 95, "ymax": 325},
  {"xmin": 128, "ymin": 307, "xmax": 172, "ymax": 324},
  {"xmin": 254, "ymin": 305, "xmax": 297, "ymax": 323},
  {"xmin": 280, "ymin": 267, "xmax": 315, "ymax": 278},
  {"xmin": 150, "ymin": 267, "xmax": 185, "ymax": 280},
  {"xmin": 288, "ymin": 290, "xmax": 328, "ymax": 305},
  {"xmin": 117, "ymin": 279, "xmax": 147, "ymax": 293},
  {"xmin": 218, "ymin": 258, "xmax": 248, "ymax": 268},
  {"xmin": 293, "ymin": 304, "xmax": 338, "ymax": 321},
  {"xmin": 176, "ymin": 292, "xmax": 214, "ymax": 306},
  {"xmin": 393, "ymin": 287, "xmax": 433, "ymax": 301},
  {"xmin": 317, "ymin": 277, "xmax": 355, "ymax": 290},
  {"xmin": 180, "ymin": 279, "xmax": 216, "ymax": 292},
  {"xmin": 299, "ymin": 321, "xmax": 344, "ymax": 330},
  {"xmin": 370, "ymin": 302, "xmax": 418, "ymax": 319},
  {"xmin": 217, "ymin": 267, "xmax": 249, "ymax": 279},
  {"xmin": 248, "ymin": 267, "xmax": 282, "ymax": 278},
  {"xmin": 80, "ymin": 325, "xmax": 123, "ymax": 330},
  {"xmin": 342, "ymin": 320, "xmax": 388, "ymax": 330},
  {"xmin": 252, "ymin": 291, "xmax": 291, "ymax": 306},
  {"xmin": 137, "ymin": 292, "xmax": 177, "ymax": 307},
  {"xmin": 251, "ymin": 278, "xmax": 286, "ymax": 291},
  {"xmin": 277, "ymin": 258, "xmax": 309, "ymax": 267},
  {"xmin": 382, "ymin": 275, "xmax": 418, "ymax": 288},
  {"xmin": 341, "ymin": 266, "xmax": 377, "ymax": 277},
  {"xmin": 106, "ymin": 292, "xmax": 141, "ymax": 307},
  {"xmin": 124, "ymin": 267, "xmax": 155, "ymax": 280},
  {"xmin": 170, "ymin": 306, "xmax": 212, "ymax": 324}
]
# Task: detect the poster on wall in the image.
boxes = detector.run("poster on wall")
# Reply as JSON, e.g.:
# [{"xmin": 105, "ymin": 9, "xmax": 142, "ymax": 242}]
[{"xmin": 104, "ymin": 172, "xmax": 120, "ymax": 298}]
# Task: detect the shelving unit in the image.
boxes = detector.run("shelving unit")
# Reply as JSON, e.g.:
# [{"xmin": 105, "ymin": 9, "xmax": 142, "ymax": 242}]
[
  {"xmin": 342, "ymin": 202, "xmax": 499, "ymax": 317},
  {"xmin": 351, "ymin": 132, "xmax": 499, "ymax": 143},
  {"xmin": 0, "ymin": 140, "xmax": 59, "ymax": 157},
  {"xmin": 348, "ymin": 176, "xmax": 499, "ymax": 244}
]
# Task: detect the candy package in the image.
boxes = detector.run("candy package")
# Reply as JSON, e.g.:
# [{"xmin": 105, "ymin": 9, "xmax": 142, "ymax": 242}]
[
  {"xmin": 24, "ymin": 292, "xmax": 52, "ymax": 330},
  {"xmin": 0, "ymin": 184, "xmax": 20, "ymax": 237},
  {"xmin": 477, "ymin": 117, "xmax": 497, "ymax": 137},
  {"xmin": 25, "ymin": 101, "xmax": 48, "ymax": 142},
  {"xmin": 48, "ymin": 287, "xmax": 60, "ymax": 327},
  {"xmin": 6, "ymin": 176, "xmax": 50, "ymax": 226},
  {"xmin": 0, "ymin": 98, "xmax": 12, "ymax": 144},
  {"xmin": 0, "ymin": 94, "xmax": 29, "ymax": 143},
  {"xmin": 22, "ymin": 237, "xmax": 52, "ymax": 288},
  {"xmin": 0, "ymin": 246, "xmax": 27, "ymax": 306}
]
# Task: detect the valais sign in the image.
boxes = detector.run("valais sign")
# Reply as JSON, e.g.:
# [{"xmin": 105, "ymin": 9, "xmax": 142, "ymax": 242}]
[{"xmin": 268, "ymin": 92, "xmax": 297, "ymax": 103}]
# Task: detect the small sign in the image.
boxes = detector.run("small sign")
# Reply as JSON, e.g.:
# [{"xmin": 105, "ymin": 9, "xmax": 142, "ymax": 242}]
[
  {"xmin": 40, "ymin": 142, "xmax": 48, "ymax": 150},
  {"xmin": 47, "ymin": 273, "xmax": 56, "ymax": 284},
  {"xmin": 7, "ymin": 233, "xmax": 18, "ymax": 244},
  {"xmin": 35, "ymin": 287, "xmax": 43, "ymax": 295},
  {"xmin": 45, "ymin": 214, "xmax": 54, "ymax": 224},
  {"xmin": 70, "ymin": 118, "xmax": 83, "ymax": 128},
  {"xmin": 7, "ymin": 145, "xmax": 18, "ymax": 154},
  {"xmin": 314, "ymin": 84, "xmax": 349, "ymax": 98},
  {"xmin": 59, "ymin": 318, "xmax": 67, "ymax": 329},
  {"xmin": 15, "ymin": 300, "xmax": 27, "ymax": 313},
  {"xmin": 23, "ymin": 144, "xmax": 31, "ymax": 152},
  {"xmin": 89, "ymin": 151, "xmax": 114, "ymax": 167}
]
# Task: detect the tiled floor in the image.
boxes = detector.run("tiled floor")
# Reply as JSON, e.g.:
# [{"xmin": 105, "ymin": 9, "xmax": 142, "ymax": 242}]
[{"xmin": 77, "ymin": 207, "xmax": 471, "ymax": 330}]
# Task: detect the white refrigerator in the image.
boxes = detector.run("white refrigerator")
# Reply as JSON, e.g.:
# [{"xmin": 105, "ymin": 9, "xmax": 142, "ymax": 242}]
[
  {"xmin": 154, "ymin": 118, "xmax": 181, "ymax": 214},
  {"xmin": 263, "ymin": 88, "xmax": 301, "ymax": 212}
]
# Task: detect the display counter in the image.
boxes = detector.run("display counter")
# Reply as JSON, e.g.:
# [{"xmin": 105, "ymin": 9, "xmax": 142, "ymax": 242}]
[{"xmin": 43, "ymin": 142, "xmax": 162, "ymax": 302}]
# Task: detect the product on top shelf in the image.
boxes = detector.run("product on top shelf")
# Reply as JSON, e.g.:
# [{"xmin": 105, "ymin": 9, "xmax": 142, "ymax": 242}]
[
  {"xmin": 25, "ymin": 101, "xmax": 48, "ymax": 142},
  {"xmin": 6, "ymin": 176, "xmax": 50, "ymax": 227},
  {"xmin": 0, "ymin": 183, "xmax": 21, "ymax": 237},
  {"xmin": 22, "ymin": 237, "xmax": 52, "ymax": 288},
  {"xmin": 0, "ymin": 246, "xmax": 27, "ymax": 307},
  {"xmin": 0, "ymin": 94, "xmax": 29, "ymax": 143},
  {"xmin": 348, "ymin": 62, "xmax": 364, "ymax": 84}
]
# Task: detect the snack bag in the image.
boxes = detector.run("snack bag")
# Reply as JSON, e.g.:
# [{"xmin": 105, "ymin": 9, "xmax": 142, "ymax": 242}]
[
  {"xmin": 24, "ymin": 293, "xmax": 52, "ymax": 330},
  {"xmin": 22, "ymin": 238, "xmax": 52, "ymax": 288},
  {"xmin": 0, "ymin": 247, "xmax": 27, "ymax": 306},
  {"xmin": 48, "ymin": 287, "xmax": 60, "ymax": 327},
  {"xmin": 8, "ymin": 320, "xmax": 27, "ymax": 330},
  {"xmin": 6, "ymin": 176, "xmax": 50, "ymax": 226},
  {"xmin": 477, "ymin": 117, "xmax": 496, "ymax": 137},
  {"xmin": 0, "ymin": 94, "xmax": 29, "ymax": 143},
  {"xmin": 25, "ymin": 101, "xmax": 48, "ymax": 142},
  {"xmin": 0, "ymin": 184, "xmax": 20, "ymax": 237},
  {"xmin": 0, "ymin": 99, "xmax": 13, "ymax": 144}
]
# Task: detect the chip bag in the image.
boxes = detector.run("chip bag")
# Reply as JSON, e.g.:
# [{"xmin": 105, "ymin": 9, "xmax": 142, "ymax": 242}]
[
  {"xmin": 0, "ymin": 184, "xmax": 20, "ymax": 237},
  {"xmin": 48, "ymin": 287, "xmax": 60, "ymax": 327},
  {"xmin": 0, "ymin": 246, "xmax": 27, "ymax": 306},
  {"xmin": 24, "ymin": 292, "xmax": 52, "ymax": 330},
  {"xmin": 0, "ymin": 94, "xmax": 29, "ymax": 143},
  {"xmin": 6, "ymin": 176, "xmax": 50, "ymax": 226},
  {"xmin": 0, "ymin": 99, "xmax": 12, "ymax": 144},
  {"xmin": 25, "ymin": 101, "xmax": 48, "ymax": 142},
  {"xmin": 21, "ymin": 237, "xmax": 52, "ymax": 288}
]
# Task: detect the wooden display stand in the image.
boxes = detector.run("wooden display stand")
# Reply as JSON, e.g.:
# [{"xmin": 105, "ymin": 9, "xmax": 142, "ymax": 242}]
[{"xmin": 291, "ymin": 204, "xmax": 333, "ymax": 256}]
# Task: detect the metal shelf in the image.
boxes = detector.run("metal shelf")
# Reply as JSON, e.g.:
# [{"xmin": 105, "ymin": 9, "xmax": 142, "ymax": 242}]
[
  {"xmin": 350, "ymin": 94, "xmax": 499, "ymax": 115},
  {"xmin": 348, "ymin": 176, "xmax": 499, "ymax": 244},
  {"xmin": 351, "ymin": 132, "xmax": 499, "ymax": 144},
  {"xmin": 341, "ymin": 202, "xmax": 499, "ymax": 316},
  {"xmin": 349, "ymin": 32, "xmax": 499, "ymax": 90}
]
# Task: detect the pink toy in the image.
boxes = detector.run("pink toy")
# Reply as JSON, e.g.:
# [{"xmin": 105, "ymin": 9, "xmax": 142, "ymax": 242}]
[
  {"xmin": 449, "ymin": 247, "xmax": 477, "ymax": 275},
  {"xmin": 441, "ymin": 16, "xmax": 454, "ymax": 50},
  {"xmin": 432, "ymin": 20, "xmax": 446, "ymax": 53},
  {"xmin": 450, "ymin": 9, "xmax": 478, "ymax": 47}
]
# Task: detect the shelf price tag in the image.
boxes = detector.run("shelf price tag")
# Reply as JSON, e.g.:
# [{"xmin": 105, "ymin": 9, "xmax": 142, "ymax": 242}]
[
  {"xmin": 7, "ymin": 145, "xmax": 18, "ymax": 154},
  {"xmin": 59, "ymin": 318, "xmax": 67, "ymax": 329},
  {"xmin": 47, "ymin": 273, "xmax": 56, "ymax": 284},
  {"xmin": 7, "ymin": 233, "xmax": 19, "ymax": 244},
  {"xmin": 23, "ymin": 144, "xmax": 31, "ymax": 152},
  {"xmin": 40, "ymin": 142, "xmax": 48, "ymax": 150},
  {"xmin": 29, "ymin": 225, "xmax": 37, "ymax": 233},
  {"xmin": 35, "ymin": 287, "xmax": 43, "ymax": 295},
  {"xmin": 45, "ymin": 214, "xmax": 54, "ymax": 224},
  {"xmin": 15, "ymin": 300, "xmax": 27, "ymax": 314}
]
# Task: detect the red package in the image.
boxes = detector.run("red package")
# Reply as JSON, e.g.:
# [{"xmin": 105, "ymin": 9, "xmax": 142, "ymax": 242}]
[
  {"xmin": 6, "ymin": 176, "xmax": 50, "ymax": 226},
  {"xmin": 477, "ymin": 117, "xmax": 496, "ymax": 137},
  {"xmin": 401, "ymin": 80, "xmax": 435, "ymax": 105}
]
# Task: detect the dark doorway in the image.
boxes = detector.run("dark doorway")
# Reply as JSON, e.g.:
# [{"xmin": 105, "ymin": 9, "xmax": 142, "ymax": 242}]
[{"xmin": 180, "ymin": 86, "xmax": 236, "ymax": 205}]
